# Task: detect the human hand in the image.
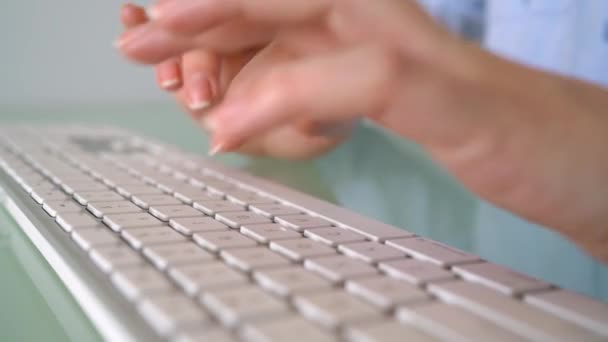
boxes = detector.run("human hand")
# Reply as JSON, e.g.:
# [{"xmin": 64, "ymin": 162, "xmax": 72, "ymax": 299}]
[
  {"xmin": 119, "ymin": 3, "xmax": 353, "ymax": 159},
  {"xmin": 116, "ymin": 0, "xmax": 608, "ymax": 261}
]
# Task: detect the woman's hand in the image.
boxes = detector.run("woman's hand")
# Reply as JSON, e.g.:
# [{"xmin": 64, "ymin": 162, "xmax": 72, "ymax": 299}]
[
  {"xmin": 117, "ymin": 0, "xmax": 608, "ymax": 261},
  {"xmin": 120, "ymin": 3, "xmax": 353, "ymax": 159}
]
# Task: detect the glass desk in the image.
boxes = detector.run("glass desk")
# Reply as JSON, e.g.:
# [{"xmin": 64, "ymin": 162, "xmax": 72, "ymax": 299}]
[{"xmin": 1, "ymin": 103, "xmax": 606, "ymax": 341}]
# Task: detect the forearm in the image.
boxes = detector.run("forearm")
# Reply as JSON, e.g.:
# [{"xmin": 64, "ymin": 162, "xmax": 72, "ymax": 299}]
[{"xmin": 424, "ymin": 42, "xmax": 608, "ymax": 261}]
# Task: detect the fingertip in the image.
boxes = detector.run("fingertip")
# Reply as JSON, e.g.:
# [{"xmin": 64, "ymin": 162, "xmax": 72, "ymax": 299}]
[
  {"xmin": 156, "ymin": 59, "xmax": 183, "ymax": 91},
  {"xmin": 120, "ymin": 3, "xmax": 148, "ymax": 27}
]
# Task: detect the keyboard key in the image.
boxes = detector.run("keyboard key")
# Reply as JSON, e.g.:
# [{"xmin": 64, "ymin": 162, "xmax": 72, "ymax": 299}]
[
  {"xmin": 31, "ymin": 187, "xmax": 68, "ymax": 204},
  {"xmin": 378, "ymin": 259, "xmax": 455, "ymax": 285},
  {"xmin": 73, "ymin": 191, "xmax": 124, "ymax": 205},
  {"xmin": 248, "ymin": 203, "xmax": 301, "ymax": 218},
  {"xmin": 61, "ymin": 181, "xmax": 107, "ymax": 195},
  {"xmin": 304, "ymin": 255, "xmax": 378, "ymax": 283},
  {"xmin": 102, "ymin": 212, "xmax": 164, "ymax": 232},
  {"xmin": 215, "ymin": 211, "xmax": 272, "ymax": 229},
  {"xmin": 220, "ymin": 247, "xmax": 290, "ymax": 272},
  {"xmin": 149, "ymin": 205, "xmax": 204, "ymax": 222},
  {"xmin": 71, "ymin": 227, "xmax": 120, "ymax": 251},
  {"xmin": 173, "ymin": 328, "xmax": 236, "ymax": 342},
  {"xmin": 86, "ymin": 200, "xmax": 142, "ymax": 218},
  {"xmin": 192, "ymin": 200, "xmax": 245, "ymax": 215},
  {"xmin": 56, "ymin": 212, "xmax": 100, "ymax": 232},
  {"xmin": 240, "ymin": 223, "xmax": 301, "ymax": 244},
  {"xmin": 429, "ymin": 281, "xmax": 604, "ymax": 341},
  {"xmin": 143, "ymin": 242, "xmax": 214, "ymax": 270},
  {"xmin": 111, "ymin": 266, "xmax": 174, "ymax": 301},
  {"xmin": 274, "ymin": 214, "xmax": 333, "ymax": 232},
  {"xmin": 90, "ymin": 245, "xmax": 144, "ymax": 273},
  {"xmin": 121, "ymin": 226, "xmax": 187, "ymax": 250},
  {"xmin": 242, "ymin": 315, "xmax": 335, "ymax": 342},
  {"xmin": 452, "ymin": 262, "xmax": 550, "ymax": 296},
  {"xmin": 169, "ymin": 216, "xmax": 228, "ymax": 236},
  {"xmin": 169, "ymin": 262, "xmax": 247, "ymax": 296},
  {"xmin": 253, "ymin": 267, "xmax": 332, "ymax": 297},
  {"xmin": 525, "ymin": 289, "xmax": 608, "ymax": 337},
  {"xmin": 201, "ymin": 286, "xmax": 288, "ymax": 327},
  {"xmin": 338, "ymin": 241, "xmax": 403, "ymax": 263},
  {"xmin": 346, "ymin": 276, "xmax": 429, "ymax": 310},
  {"xmin": 225, "ymin": 190, "xmax": 275, "ymax": 206},
  {"xmin": 131, "ymin": 194, "xmax": 181, "ymax": 209},
  {"xmin": 347, "ymin": 321, "xmax": 438, "ymax": 342},
  {"xmin": 387, "ymin": 237, "xmax": 479, "ymax": 267},
  {"xmin": 201, "ymin": 179, "xmax": 238, "ymax": 196},
  {"xmin": 173, "ymin": 187, "xmax": 222, "ymax": 204},
  {"xmin": 138, "ymin": 292, "xmax": 211, "ymax": 337},
  {"xmin": 397, "ymin": 302, "xmax": 524, "ymax": 342},
  {"xmin": 304, "ymin": 227, "xmax": 366, "ymax": 246},
  {"xmin": 42, "ymin": 200, "xmax": 83, "ymax": 217},
  {"xmin": 116, "ymin": 184, "xmax": 164, "ymax": 197},
  {"xmin": 294, "ymin": 290, "xmax": 380, "ymax": 329},
  {"xmin": 193, "ymin": 230, "xmax": 257, "ymax": 252},
  {"xmin": 269, "ymin": 238, "xmax": 336, "ymax": 262}
]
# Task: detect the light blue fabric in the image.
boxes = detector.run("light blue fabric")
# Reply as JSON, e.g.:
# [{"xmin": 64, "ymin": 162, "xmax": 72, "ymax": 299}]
[
  {"xmin": 414, "ymin": 0, "xmax": 608, "ymax": 299},
  {"xmin": 419, "ymin": 0, "xmax": 608, "ymax": 85}
]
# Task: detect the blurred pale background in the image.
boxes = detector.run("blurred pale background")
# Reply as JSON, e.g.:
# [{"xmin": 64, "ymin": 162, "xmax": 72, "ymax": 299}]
[{"xmin": 0, "ymin": 0, "xmax": 162, "ymax": 108}]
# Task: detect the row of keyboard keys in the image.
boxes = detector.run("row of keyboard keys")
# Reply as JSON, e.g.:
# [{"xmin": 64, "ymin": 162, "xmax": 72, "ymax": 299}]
[{"xmin": 429, "ymin": 281, "xmax": 606, "ymax": 341}]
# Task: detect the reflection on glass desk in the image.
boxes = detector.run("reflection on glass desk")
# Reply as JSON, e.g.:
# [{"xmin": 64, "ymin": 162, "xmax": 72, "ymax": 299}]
[{"xmin": 0, "ymin": 104, "xmax": 606, "ymax": 341}]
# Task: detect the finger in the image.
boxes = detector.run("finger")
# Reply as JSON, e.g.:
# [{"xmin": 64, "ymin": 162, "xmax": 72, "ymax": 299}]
[
  {"xmin": 116, "ymin": 20, "xmax": 272, "ymax": 64},
  {"xmin": 121, "ymin": 3, "xmax": 148, "ymax": 28},
  {"xmin": 148, "ymin": 0, "xmax": 330, "ymax": 35},
  {"xmin": 181, "ymin": 49, "xmax": 221, "ymax": 114},
  {"xmin": 233, "ymin": 124, "xmax": 351, "ymax": 159},
  {"xmin": 155, "ymin": 58, "xmax": 182, "ymax": 91},
  {"xmin": 205, "ymin": 45, "xmax": 399, "ymax": 153}
]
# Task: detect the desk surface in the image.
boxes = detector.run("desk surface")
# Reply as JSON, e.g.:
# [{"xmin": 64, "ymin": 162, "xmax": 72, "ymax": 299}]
[{"xmin": 1, "ymin": 104, "xmax": 606, "ymax": 341}]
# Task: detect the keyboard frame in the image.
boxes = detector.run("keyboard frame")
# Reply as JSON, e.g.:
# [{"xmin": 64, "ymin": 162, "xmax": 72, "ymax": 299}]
[{"xmin": 3, "ymin": 126, "xmax": 605, "ymax": 341}]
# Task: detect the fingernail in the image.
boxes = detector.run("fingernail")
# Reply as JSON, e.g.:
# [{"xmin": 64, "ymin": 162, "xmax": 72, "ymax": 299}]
[
  {"xmin": 113, "ymin": 26, "xmax": 145, "ymax": 48},
  {"xmin": 201, "ymin": 115, "xmax": 217, "ymax": 132},
  {"xmin": 146, "ymin": 5, "xmax": 160, "ymax": 20},
  {"xmin": 208, "ymin": 141, "xmax": 225, "ymax": 156},
  {"xmin": 160, "ymin": 79, "xmax": 180, "ymax": 90},
  {"xmin": 188, "ymin": 74, "xmax": 212, "ymax": 111}
]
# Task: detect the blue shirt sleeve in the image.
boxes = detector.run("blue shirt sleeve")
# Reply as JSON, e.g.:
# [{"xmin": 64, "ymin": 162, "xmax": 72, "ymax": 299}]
[{"xmin": 485, "ymin": 0, "xmax": 608, "ymax": 86}]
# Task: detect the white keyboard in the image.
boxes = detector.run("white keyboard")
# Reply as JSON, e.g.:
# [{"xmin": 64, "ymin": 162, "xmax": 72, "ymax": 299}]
[{"xmin": 0, "ymin": 124, "xmax": 607, "ymax": 342}]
